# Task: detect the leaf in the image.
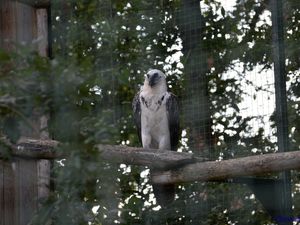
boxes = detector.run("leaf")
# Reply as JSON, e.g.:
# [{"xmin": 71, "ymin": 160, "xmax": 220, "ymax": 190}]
[
  {"xmin": 0, "ymin": 50, "xmax": 11, "ymax": 61},
  {"xmin": 3, "ymin": 116, "xmax": 20, "ymax": 143},
  {"xmin": 221, "ymin": 7, "xmax": 225, "ymax": 17}
]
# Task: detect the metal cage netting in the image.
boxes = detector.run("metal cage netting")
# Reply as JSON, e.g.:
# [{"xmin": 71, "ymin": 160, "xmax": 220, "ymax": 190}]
[{"xmin": 49, "ymin": 0, "xmax": 300, "ymax": 224}]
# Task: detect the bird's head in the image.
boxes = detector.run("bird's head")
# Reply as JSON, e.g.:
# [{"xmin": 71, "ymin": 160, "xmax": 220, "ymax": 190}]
[{"xmin": 144, "ymin": 69, "xmax": 167, "ymax": 90}]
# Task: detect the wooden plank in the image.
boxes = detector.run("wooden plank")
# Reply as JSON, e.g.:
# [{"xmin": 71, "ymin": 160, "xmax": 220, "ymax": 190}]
[
  {"xmin": 16, "ymin": 1, "xmax": 35, "ymax": 44},
  {"xmin": 3, "ymin": 161, "xmax": 17, "ymax": 225},
  {"xmin": 36, "ymin": 8, "xmax": 48, "ymax": 57},
  {"xmin": 37, "ymin": 159, "xmax": 50, "ymax": 207},
  {"xmin": 16, "ymin": 0, "xmax": 50, "ymax": 8},
  {"xmin": 14, "ymin": 159, "xmax": 21, "ymax": 225},
  {"xmin": 0, "ymin": 0, "xmax": 17, "ymax": 50},
  {"xmin": 18, "ymin": 159, "xmax": 38, "ymax": 225},
  {"xmin": 0, "ymin": 161, "xmax": 3, "ymax": 225}
]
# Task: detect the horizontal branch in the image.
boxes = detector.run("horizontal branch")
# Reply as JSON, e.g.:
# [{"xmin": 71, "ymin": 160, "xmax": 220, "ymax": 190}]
[
  {"xmin": 14, "ymin": 138, "xmax": 59, "ymax": 159},
  {"xmin": 97, "ymin": 144, "xmax": 200, "ymax": 169},
  {"xmin": 1, "ymin": 138, "xmax": 300, "ymax": 184},
  {"xmin": 0, "ymin": 96, "xmax": 25, "ymax": 106},
  {"xmin": 2, "ymin": 138, "xmax": 199, "ymax": 169},
  {"xmin": 151, "ymin": 150, "xmax": 300, "ymax": 184}
]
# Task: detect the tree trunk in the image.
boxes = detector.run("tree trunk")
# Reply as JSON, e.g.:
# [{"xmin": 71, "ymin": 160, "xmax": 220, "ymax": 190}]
[{"xmin": 178, "ymin": 0, "xmax": 214, "ymax": 156}]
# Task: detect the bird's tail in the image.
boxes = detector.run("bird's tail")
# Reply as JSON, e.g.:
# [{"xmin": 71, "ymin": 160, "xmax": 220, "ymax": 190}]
[
  {"xmin": 152, "ymin": 183, "xmax": 175, "ymax": 207},
  {"xmin": 151, "ymin": 170, "xmax": 175, "ymax": 207}
]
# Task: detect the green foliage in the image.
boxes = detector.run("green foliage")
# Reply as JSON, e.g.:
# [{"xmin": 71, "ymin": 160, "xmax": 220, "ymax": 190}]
[{"xmin": 0, "ymin": 0, "xmax": 300, "ymax": 224}]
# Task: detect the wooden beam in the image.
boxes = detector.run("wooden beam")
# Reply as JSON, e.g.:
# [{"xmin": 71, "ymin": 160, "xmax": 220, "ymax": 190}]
[
  {"xmin": 12, "ymin": 138, "xmax": 59, "ymax": 159},
  {"xmin": 151, "ymin": 150, "xmax": 300, "ymax": 184},
  {"xmin": 0, "ymin": 162, "xmax": 3, "ymax": 225},
  {"xmin": 16, "ymin": 0, "xmax": 50, "ymax": 8}
]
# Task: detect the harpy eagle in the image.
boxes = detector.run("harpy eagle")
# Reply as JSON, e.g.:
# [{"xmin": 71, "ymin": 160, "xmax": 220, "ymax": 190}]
[{"xmin": 132, "ymin": 69, "xmax": 180, "ymax": 206}]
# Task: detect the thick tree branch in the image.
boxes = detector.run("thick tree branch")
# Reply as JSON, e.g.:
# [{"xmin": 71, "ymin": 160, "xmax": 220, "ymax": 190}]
[
  {"xmin": 2, "ymin": 139, "xmax": 199, "ymax": 169},
  {"xmin": 97, "ymin": 144, "xmax": 200, "ymax": 169},
  {"xmin": 1, "ymin": 138, "xmax": 300, "ymax": 184},
  {"xmin": 14, "ymin": 138, "xmax": 59, "ymax": 159},
  {"xmin": 151, "ymin": 151, "xmax": 300, "ymax": 184}
]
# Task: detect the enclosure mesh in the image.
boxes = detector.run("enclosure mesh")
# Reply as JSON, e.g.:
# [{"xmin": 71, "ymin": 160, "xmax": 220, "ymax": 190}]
[{"xmin": 51, "ymin": 0, "xmax": 299, "ymax": 223}]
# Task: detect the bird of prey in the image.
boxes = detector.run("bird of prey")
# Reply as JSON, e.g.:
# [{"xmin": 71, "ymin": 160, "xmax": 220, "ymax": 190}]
[{"xmin": 132, "ymin": 69, "xmax": 180, "ymax": 206}]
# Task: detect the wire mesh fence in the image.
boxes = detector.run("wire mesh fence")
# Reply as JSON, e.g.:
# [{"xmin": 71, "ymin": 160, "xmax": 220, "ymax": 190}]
[
  {"xmin": 0, "ymin": 0, "xmax": 297, "ymax": 224},
  {"xmin": 48, "ymin": 0, "xmax": 300, "ymax": 224}
]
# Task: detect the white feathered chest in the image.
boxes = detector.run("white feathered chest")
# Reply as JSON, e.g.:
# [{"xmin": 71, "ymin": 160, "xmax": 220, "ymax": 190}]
[{"xmin": 139, "ymin": 91, "xmax": 171, "ymax": 149}]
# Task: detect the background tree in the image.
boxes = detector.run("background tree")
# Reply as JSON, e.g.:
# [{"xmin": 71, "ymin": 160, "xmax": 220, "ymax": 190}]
[{"xmin": 0, "ymin": 0, "xmax": 299, "ymax": 224}]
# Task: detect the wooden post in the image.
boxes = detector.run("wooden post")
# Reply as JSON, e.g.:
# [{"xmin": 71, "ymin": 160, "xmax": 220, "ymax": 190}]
[
  {"xmin": 36, "ymin": 6, "xmax": 51, "ymax": 207},
  {"xmin": 0, "ymin": 162, "xmax": 4, "ymax": 225},
  {"xmin": 0, "ymin": 0, "xmax": 51, "ymax": 224},
  {"xmin": 36, "ymin": 8, "xmax": 48, "ymax": 58},
  {"xmin": 3, "ymin": 162, "xmax": 17, "ymax": 225},
  {"xmin": 18, "ymin": 159, "xmax": 38, "ymax": 224},
  {"xmin": 0, "ymin": 0, "xmax": 17, "ymax": 51},
  {"xmin": 0, "ymin": 1, "xmax": 22, "ymax": 224}
]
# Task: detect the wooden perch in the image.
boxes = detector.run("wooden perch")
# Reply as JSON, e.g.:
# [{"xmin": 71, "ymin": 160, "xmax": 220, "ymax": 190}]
[
  {"xmin": 5, "ymin": 139, "xmax": 200, "ymax": 169},
  {"xmin": 151, "ymin": 151, "xmax": 300, "ymax": 184},
  {"xmin": 14, "ymin": 138, "xmax": 59, "ymax": 159},
  {"xmin": 0, "ymin": 96, "xmax": 19, "ymax": 105},
  {"xmin": 1, "ymin": 138, "xmax": 300, "ymax": 184},
  {"xmin": 97, "ymin": 144, "xmax": 201, "ymax": 169}
]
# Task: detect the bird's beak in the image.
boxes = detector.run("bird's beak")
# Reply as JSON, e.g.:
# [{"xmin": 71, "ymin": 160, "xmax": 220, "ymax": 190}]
[{"xmin": 148, "ymin": 74, "xmax": 159, "ymax": 87}]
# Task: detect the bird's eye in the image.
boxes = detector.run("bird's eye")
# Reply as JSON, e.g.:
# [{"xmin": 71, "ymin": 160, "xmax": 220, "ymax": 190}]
[{"xmin": 146, "ymin": 74, "xmax": 150, "ymax": 78}]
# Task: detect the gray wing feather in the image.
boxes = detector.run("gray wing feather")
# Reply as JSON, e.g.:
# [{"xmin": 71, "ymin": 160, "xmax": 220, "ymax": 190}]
[
  {"xmin": 166, "ymin": 93, "xmax": 180, "ymax": 151},
  {"xmin": 132, "ymin": 91, "xmax": 142, "ymax": 144}
]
